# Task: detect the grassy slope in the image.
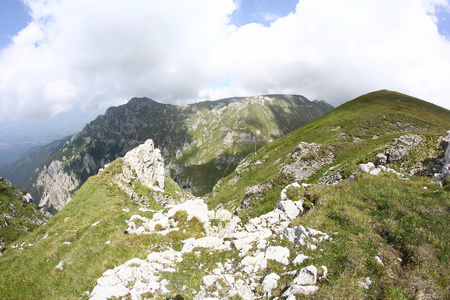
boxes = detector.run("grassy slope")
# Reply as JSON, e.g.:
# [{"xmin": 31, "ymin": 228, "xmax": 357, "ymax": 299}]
[
  {"xmin": 0, "ymin": 178, "xmax": 47, "ymax": 246},
  {"xmin": 290, "ymin": 174, "xmax": 450, "ymax": 299},
  {"xmin": 207, "ymin": 90, "xmax": 450, "ymax": 217},
  {"xmin": 0, "ymin": 160, "xmax": 190, "ymax": 299}
]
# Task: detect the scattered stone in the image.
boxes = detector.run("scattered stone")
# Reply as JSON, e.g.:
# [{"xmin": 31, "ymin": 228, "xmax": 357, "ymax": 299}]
[
  {"xmin": 331, "ymin": 126, "xmax": 341, "ymax": 131},
  {"xmin": 262, "ymin": 273, "xmax": 280, "ymax": 297},
  {"xmin": 55, "ymin": 261, "xmax": 64, "ymax": 271},
  {"xmin": 282, "ymin": 285, "xmax": 319, "ymax": 297},
  {"xmin": 279, "ymin": 142, "xmax": 334, "ymax": 182},
  {"xmin": 356, "ymin": 162, "xmax": 376, "ymax": 174},
  {"xmin": 275, "ymin": 200, "xmax": 302, "ymax": 220},
  {"xmin": 293, "ymin": 265, "xmax": 317, "ymax": 285},
  {"xmin": 319, "ymin": 265, "xmax": 328, "ymax": 281},
  {"xmin": 388, "ymin": 134, "xmax": 424, "ymax": 162},
  {"xmin": 91, "ymin": 186, "xmax": 333, "ymax": 299},
  {"xmin": 440, "ymin": 130, "xmax": 450, "ymax": 149},
  {"xmin": 215, "ymin": 209, "xmax": 232, "ymax": 221},
  {"xmin": 293, "ymin": 253, "xmax": 309, "ymax": 265},
  {"xmin": 358, "ymin": 277, "xmax": 373, "ymax": 290},
  {"xmin": 265, "ymin": 246, "xmax": 290, "ymax": 265},
  {"xmin": 375, "ymin": 256, "xmax": 384, "ymax": 266},
  {"xmin": 374, "ymin": 153, "xmax": 388, "ymax": 166},
  {"xmin": 182, "ymin": 237, "xmax": 225, "ymax": 253}
]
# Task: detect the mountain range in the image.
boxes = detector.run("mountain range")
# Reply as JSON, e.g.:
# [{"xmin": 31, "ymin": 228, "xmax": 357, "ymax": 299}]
[
  {"xmin": 0, "ymin": 90, "xmax": 449, "ymax": 299},
  {"xmin": 4, "ymin": 94, "xmax": 333, "ymax": 213}
]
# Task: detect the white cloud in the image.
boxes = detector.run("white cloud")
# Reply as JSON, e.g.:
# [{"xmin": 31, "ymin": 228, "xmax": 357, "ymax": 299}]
[
  {"xmin": 1, "ymin": 0, "xmax": 450, "ymax": 121},
  {"xmin": 202, "ymin": 0, "xmax": 450, "ymax": 108}
]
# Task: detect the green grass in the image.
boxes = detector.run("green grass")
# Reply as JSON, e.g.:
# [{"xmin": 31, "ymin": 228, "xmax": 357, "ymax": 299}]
[
  {"xmin": 287, "ymin": 174, "xmax": 449, "ymax": 299},
  {"xmin": 0, "ymin": 160, "xmax": 191, "ymax": 299},
  {"xmin": 0, "ymin": 178, "xmax": 48, "ymax": 246}
]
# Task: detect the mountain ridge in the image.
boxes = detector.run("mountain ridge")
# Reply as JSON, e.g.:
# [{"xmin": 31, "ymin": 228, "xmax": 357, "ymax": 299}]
[{"xmin": 16, "ymin": 94, "xmax": 333, "ymax": 213}]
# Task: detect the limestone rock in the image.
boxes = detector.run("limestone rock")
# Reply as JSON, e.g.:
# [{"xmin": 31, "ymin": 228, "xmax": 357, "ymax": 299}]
[
  {"xmin": 358, "ymin": 277, "xmax": 373, "ymax": 290},
  {"xmin": 356, "ymin": 162, "xmax": 376, "ymax": 174},
  {"xmin": 279, "ymin": 142, "xmax": 334, "ymax": 182},
  {"xmin": 35, "ymin": 160, "xmax": 80, "ymax": 211},
  {"xmin": 22, "ymin": 193, "xmax": 33, "ymax": 204},
  {"xmin": 388, "ymin": 134, "xmax": 424, "ymax": 162},
  {"xmin": 167, "ymin": 199, "xmax": 210, "ymax": 223},
  {"xmin": 440, "ymin": 130, "xmax": 450, "ymax": 149},
  {"xmin": 293, "ymin": 265, "xmax": 317, "ymax": 285},
  {"xmin": 262, "ymin": 273, "xmax": 280, "ymax": 297},
  {"xmin": 55, "ymin": 261, "xmax": 64, "ymax": 271},
  {"xmin": 282, "ymin": 285, "xmax": 319, "ymax": 297},
  {"xmin": 123, "ymin": 139, "xmax": 165, "ymax": 191},
  {"xmin": 215, "ymin": 209, "xmax": 232, "ymax": 221},
  {"xmin": 293, "ymin": 253, "xmax": 309, "ymax": 265},
  {"xmin": 265, "ymin": 246, "xmax": 290, "ymax": 265},
  {"xmin": 182, "ymin": 237, "xmax": 225, "ymax": 253},
  {"xmin": 275, "ymin": 200, "xmax": 302, "ymax": 220},
  {"xmin": 374, "ymin": 153, "xmax": 388, "ymax": 167}
]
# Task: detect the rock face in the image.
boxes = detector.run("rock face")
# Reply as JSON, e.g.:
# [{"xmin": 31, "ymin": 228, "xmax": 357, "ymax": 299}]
[
  {"xmin": 122, "ymin": 139, "xmax": 165, "ymax": 191},
  {"xmin": 20, "ymin": 95, "xmax": 333, "ymax": 213},
  {"xmin": 34, "ymin": 160, "xmax": 80, "ymax": 212}
]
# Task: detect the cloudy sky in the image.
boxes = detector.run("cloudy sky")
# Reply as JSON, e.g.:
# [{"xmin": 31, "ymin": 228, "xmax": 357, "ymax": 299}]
[{"xmin": 1, "ymin": 0, "xmax": 450, "ymax": 122}]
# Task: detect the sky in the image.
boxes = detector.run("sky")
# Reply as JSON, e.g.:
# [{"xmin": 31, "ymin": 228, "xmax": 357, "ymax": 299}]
[{"xmin": 0, "ymin": 0, "xmax": 450, "ymax": 124}]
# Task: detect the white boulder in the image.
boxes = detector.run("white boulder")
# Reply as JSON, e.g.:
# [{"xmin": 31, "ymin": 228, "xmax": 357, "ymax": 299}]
[{"xmin": 265, "ymin": 246, "xmax": 290, "ymax": 265}]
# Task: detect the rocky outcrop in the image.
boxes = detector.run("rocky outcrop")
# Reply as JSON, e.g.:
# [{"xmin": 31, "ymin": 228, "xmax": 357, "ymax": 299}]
[
  {"xmin": 349, "ymin": 162, "xmax": 407, "ymax": 180},
  {"xmin": 91, "ymin": 183, "xmax": 331, "ymax": 299},
  {"xmin": 122, "ymin": 139, "xmax": 165, "ymax": 191},
  {"xmin": 109, "ymin": 139, "xmax": 186, "ymax": 207},
  {"xmin": 387, "ymin": 134, "xmax": 424, "ymax": 162},
  {"xmin": 279, "ymin": 142, "xmax": 334, "ymax": 181},
  {"xmin": 434, "ymin": 130, "xmax": 450, "ymax": 180}
]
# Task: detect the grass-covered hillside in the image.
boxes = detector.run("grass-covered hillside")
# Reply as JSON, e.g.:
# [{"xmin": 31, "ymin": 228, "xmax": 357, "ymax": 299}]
[
  {"xmin": 0, "ymin": 159, "xmax": 192, "ymax": 299},
  {"xmin": 0, "ymin": 177, "xmax": 49, "ymax": 248},
  {"xmin": 0, "ymin": 90, "xmax": 449, "ymax": 299},
  {"xmin": 207, "ymin": 90, "xmax": 450, "ymax": 218}
]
